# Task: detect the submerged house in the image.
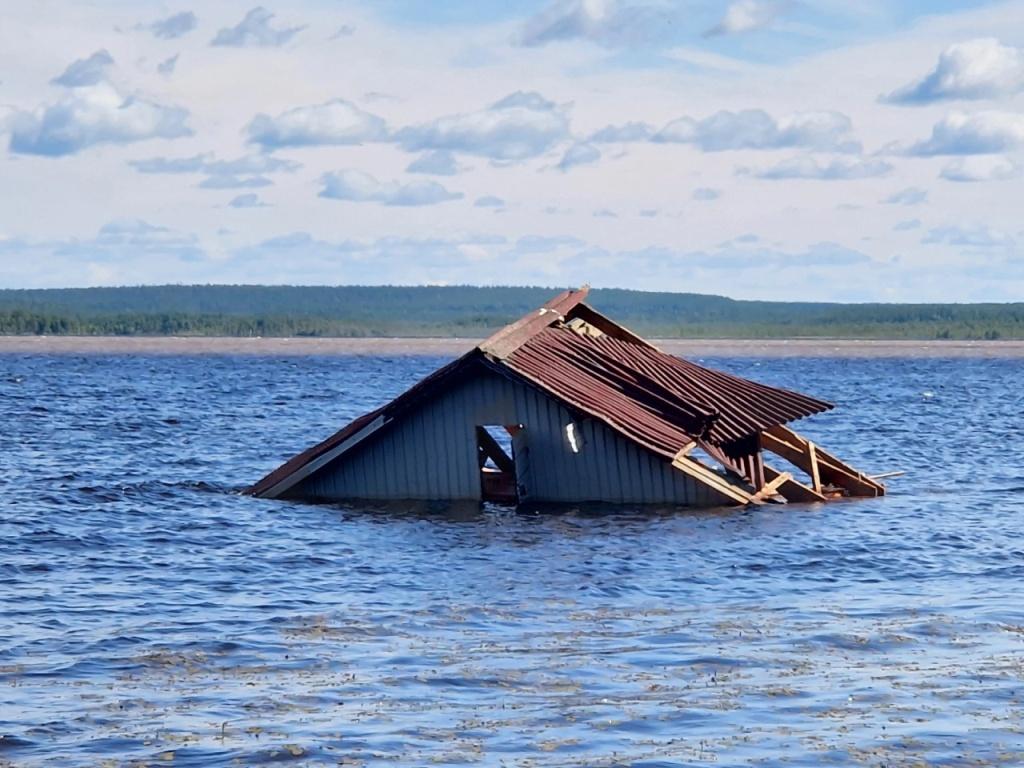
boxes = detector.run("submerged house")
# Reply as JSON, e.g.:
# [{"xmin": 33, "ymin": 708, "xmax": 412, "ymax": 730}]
[{"xmin": 249, "ymin": 288, "xmax": 884, "ymax": 506}]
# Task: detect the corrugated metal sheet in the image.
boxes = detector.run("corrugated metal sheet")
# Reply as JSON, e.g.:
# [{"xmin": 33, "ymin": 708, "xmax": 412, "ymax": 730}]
[
  {"xmin": 505, "ymin": 326, "xmax": 832, "ymax": 455},
  {"xmin": 290, "ymin": 366, "xmax": 728, "ymax": 505}
]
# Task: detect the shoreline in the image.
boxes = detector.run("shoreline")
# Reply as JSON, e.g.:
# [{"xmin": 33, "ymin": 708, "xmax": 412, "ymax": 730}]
[{"xmin": 1, "ymin": 335, "xmax": 1023, "ymax": 357}]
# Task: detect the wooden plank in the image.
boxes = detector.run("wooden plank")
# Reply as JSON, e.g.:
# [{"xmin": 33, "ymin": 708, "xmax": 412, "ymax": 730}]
[
  {"xmin": 476, "ymin": 426, "xmax": 515, "ymax": 473},
  {"xmin": 763, "ymin": 465, "xmax": 827, "ymax": 504},
  {"xmin": 870, "ymin": 470, "xmax": 905, "ymax": 480},
  {"xmin": 261, "ymin": 414, "xmax": 387, "ymax": 499},
  {"xmin": 751, "ymin": 471, "xmax": 792, "ymax": 503},
  {"xmin": 761, "ymin": 427, "xmax": 883, "ymax": 497},
  {"xmin": 671, "ymin": 454, "xmax": 757, "ymax": 506},
  {"xmin": 807, "ymin": 440, "xmax": 821, "ymax": 492},
  {"xmin": 672, "ymin": 441, "xmax": 698, "ymax": 462}
]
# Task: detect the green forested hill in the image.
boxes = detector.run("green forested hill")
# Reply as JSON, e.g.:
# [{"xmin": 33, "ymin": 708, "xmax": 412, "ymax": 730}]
[{"xmin": 0, "ymin": 284, "xmax": 1020, "ymax": 339}]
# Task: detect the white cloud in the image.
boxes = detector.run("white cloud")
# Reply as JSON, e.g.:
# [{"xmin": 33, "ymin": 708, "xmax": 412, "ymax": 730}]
[
  {"xmin": 129, "ymin": 153, "xmax": 299, "ymax": 177},
  {"xmin": 705, "ymin": 0, "xmax": 787, "ymax": 37},
  {"xmin": 517, "ymin": 0, "xmax": 672, "ymax": 48},
  {"xmin": 148, "ymin": 11, "xmax": 198, "ymax": 40},
  {"xmin": 898, "ymin": 111, "xmax": 1024, "ymax": 156},
  {"xmin": 588, "ymin": 121, "xmax": 654, "ymax": 143},
  {"xmin": 557, "ymin": 142, "xmax": 600, "ymax": 171},
  {"xmin": 229, "ymin": 193, "xmax": 269, "ymax": 208},
  {"xmin": 395, "ymin": 91, "xmax": 570, "ymax": 161},
  {"xmin": 199, "ymin": 174, "xmax": 272, "ymax": 189},
  {"xmin": 211, "ymin": 7, "xmax": 305, "ymax": 47},
  {"xmin": 474, "ymin": 195, "xmax": 505, "ymax": 208},
  {"xmin": 406, "ymin": 150, "xmax": 459, "ymax": 176},
  {"xmin": 157, "ymin": 55, "xmax": 179, "ymax": 76},
  {"xmin": 940, "ymin": 155, "xmax": 1022, "ymax": 182},
  {"xmin": 882, "ymin": 187, "xmax": 928, "ymax": 205},
  {"xmin": 51, "ymin": 50, "xmax": 115, "ymax": 88},
  {"xmin": 653, "ymin": 109, "xmax": 860, "ymax": 152},
  {"xmin": 8, "ymin": 83, "xmax": 191, "ymax": 156},
  {"xmin": 693, "ymin": 187, "xmax": 720, "ymax": 200},
  {"xmin": 129, "ymin": 154, "xmax": 209, "ymax": 173},
  {"xmin": 747, "ymin": 155, "xmax": 892, "ymax": 180},
  {"xmin": 884, "ymin": 38, "xmax": 1024, "ymax": 104},
  {"xmin": 893, "ymin": 219, "xmax": 921, "ymax": 231},
  {"xmin": 319, "ymin": 170, "xmax": 462, "ymax": 206},
  {"xmin": 923, "ymin": 224, "xmax": 1015, "ymax": 248},
  {"xmin": 246, "ymin": 99, "xmax": 387, "ymax": 149}
]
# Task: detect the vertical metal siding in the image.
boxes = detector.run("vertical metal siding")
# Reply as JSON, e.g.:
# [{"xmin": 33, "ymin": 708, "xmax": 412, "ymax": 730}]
[{"xmin": 295, "ymin": 369, "xmax": 720, "ymax": 505}]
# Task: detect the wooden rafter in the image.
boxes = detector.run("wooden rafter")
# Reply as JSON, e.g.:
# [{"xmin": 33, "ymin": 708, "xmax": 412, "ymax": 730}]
[{"xmin": 762, "ymin": 425, "xmax": 884, "ymax": 498}]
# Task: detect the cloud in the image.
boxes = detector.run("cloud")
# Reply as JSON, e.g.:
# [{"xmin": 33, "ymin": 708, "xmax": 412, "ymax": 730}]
[
  {"xmin": 395, "ymin": 91, "xmax": 570, "ymax": 161},
  {"xmin": 319, "ymin": 170, "xmax": 462, "ymax": 206},
  {"xmin": 199, "ymin": 174, "xmax": 272, "ymax": 189},
  {"xmin": 893, "ymin": 219, "xmax": 921, "ymax": 231},
  {"xmin": 129, "ymin": 153, "xmax": 299, "ymax": 176},
  {"xmin": 149, "ymin": 11, "xmax": 198, "ymax": 40},
  {"xmin": 588, "ymin": 121, "xmax": 654, "ymax": 142},
  {"xmin": 703, "ymin": 241, "xmax": 869, "ymax": 269},
  {"xmin": 474, "ymin": 195, "xmax": 505, "ymax": 208},
  {"xmin": 406, "ymin": 150, "xmax": 459, "ymax": 175},
  {"xmin": 0, "ymin": 220, "xmax": 209, "ymax": 286},
  {"xmin": 923, "ymin": 224, "xmax": 1015, "ymax": 248},
  {"xmin": 557, "ymin": 142, "xmax": 600, "ymax": 171},
  {"xmin": 897, "ymin": 111, "xmax": 1024, "ymax": 156},
  {"xmin": 654, "ymin": 109, "xmax": 859, "ymax": 152},
  {"xmin": 9, "ymin": 83, "xmax": 191, "ymax": 156},
  {"xmin": 883, "ymin": 38, "xmax": 1024, "ymax": 105},
  {"xmin": 593, "ymin": 208, "xmax": 617, "ymax": 218},
  {"xmin": 331, "ymin": 24, "xmax": 356, "ymax": 40},
  {"xmin": 940, "ymin": 155, "xmax": 1022, "ymax": 182},
  {"xmin": 882, "ymin": 187, "xmax": 928, "ymax": 205},
  {"xmin": 228, "ymin": 193, "xmax": 269, "ymax": 208},
  {"xmin": 693, "ymin": 187, "xmax": 720, "ymax": 200},
  {"xmin": 747, "ymin": 155, "xmax": 892, "ymax": 180},
  {"xmin": 639, "ymin": 208, "xmax": 658, "ymax": 217},
  {"xmin": 705, "ymin": 0, "xmax": 787, "ymax": 37},
  {"xmin": 564, "ymin": 240, "xmax": 871, "ymax": 282},
  {"xmin": 517, "ymin": 0, "xmax": 673, "ymax": 48},
  {"xmin": 157, "ymin": 55, "xmax": 179, "ymax": 76},
  {"xmin": 129, "ymin": 154, "xmax": 209, "ymax": 173},
  {"xmin": 211, "ymin": 7, "xmax": 305, "ymax": 47},
  {"xmin": 246, "ymin": 99, "xmax": 386, "ymax": 149},
  {"xmin": 51, "ymin": 50, "xmax": 114, "ymax": 88},
  {"xmin": 205, "ymin": 154, "xmax": 299, "ymax": 175}
]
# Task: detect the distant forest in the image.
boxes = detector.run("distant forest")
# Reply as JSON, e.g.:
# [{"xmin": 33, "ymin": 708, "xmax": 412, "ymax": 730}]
[{"xmin": 0, "ymin": 285, "xmax": 1021, "ymax": 340}]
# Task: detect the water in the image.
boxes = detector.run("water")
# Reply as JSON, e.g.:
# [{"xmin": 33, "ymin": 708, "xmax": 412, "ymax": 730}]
[{"xmin": 1, "ymin": 352, "xmax": 1023, "ymax": 767}]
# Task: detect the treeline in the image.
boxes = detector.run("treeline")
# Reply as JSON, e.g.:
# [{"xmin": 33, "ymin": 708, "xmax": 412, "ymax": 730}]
[{"xmin": 0, "ymin": 285, "xmax": 1021, "ymax": 340}]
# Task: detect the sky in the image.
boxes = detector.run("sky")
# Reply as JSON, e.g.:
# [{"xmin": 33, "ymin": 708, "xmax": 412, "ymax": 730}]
[{"xmin": 1, "ymin": 0, "xmax": 1023, "ymax": 301}]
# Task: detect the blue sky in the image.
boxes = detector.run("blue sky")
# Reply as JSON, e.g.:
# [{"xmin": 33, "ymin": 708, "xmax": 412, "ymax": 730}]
[{"xmin": 1, "ymin": 0, "xmax": 1023, "ymax": 301}]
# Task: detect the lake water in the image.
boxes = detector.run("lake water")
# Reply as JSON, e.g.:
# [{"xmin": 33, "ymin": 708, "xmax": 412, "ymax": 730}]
[{"xmin": 1, "ymin": 352, "xmax": 1023, "ymax": 766}]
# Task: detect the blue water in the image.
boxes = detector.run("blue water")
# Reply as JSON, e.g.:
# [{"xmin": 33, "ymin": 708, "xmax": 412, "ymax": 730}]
[{"xmin": 1, "ymin": 353, "xmax": 1023, "ymax": 767}]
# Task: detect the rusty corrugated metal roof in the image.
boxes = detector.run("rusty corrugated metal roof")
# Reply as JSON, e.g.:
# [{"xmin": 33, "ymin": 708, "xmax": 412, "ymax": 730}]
[{"xmin": 504, "ymin": 326, "xmax": 832, "ymax": 456}]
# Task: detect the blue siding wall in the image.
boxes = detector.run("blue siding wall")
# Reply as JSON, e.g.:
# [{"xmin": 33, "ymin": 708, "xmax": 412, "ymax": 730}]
[{"xmin": 293, "ymin": 368, "xmax": 729, "ymax": 506}]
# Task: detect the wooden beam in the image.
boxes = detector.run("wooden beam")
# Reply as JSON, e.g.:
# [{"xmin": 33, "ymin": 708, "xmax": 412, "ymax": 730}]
[
  {"xmin": 762, "ymin": 425, "xmax": 884, "ymax": 497},
  {"xmin": 476, "ymin": 427, "xmax": 515, "ymax": 474},
  {"xmin": 672, "ymin": 441, "xmax": 698, "ymax": 462},
  {"xmin": 807, "ymin": 440, "xmax": 821, "ymax": 493},
  {"xmin": 671, "ymin": 454, "xmax": 758, "ymax": 506},
  {"xmin": 751, "ymin": 471, "xmax": 792, "ymax": 503},
  {"xmin": 763, "ymin": 465, "xmax": 827, "ymax": 504}
]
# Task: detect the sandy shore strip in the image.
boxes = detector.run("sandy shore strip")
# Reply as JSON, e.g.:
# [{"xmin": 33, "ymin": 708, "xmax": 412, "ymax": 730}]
[{"xmin": 2, "ymin": 335, "xmax": 1023, "ymax": 357}]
